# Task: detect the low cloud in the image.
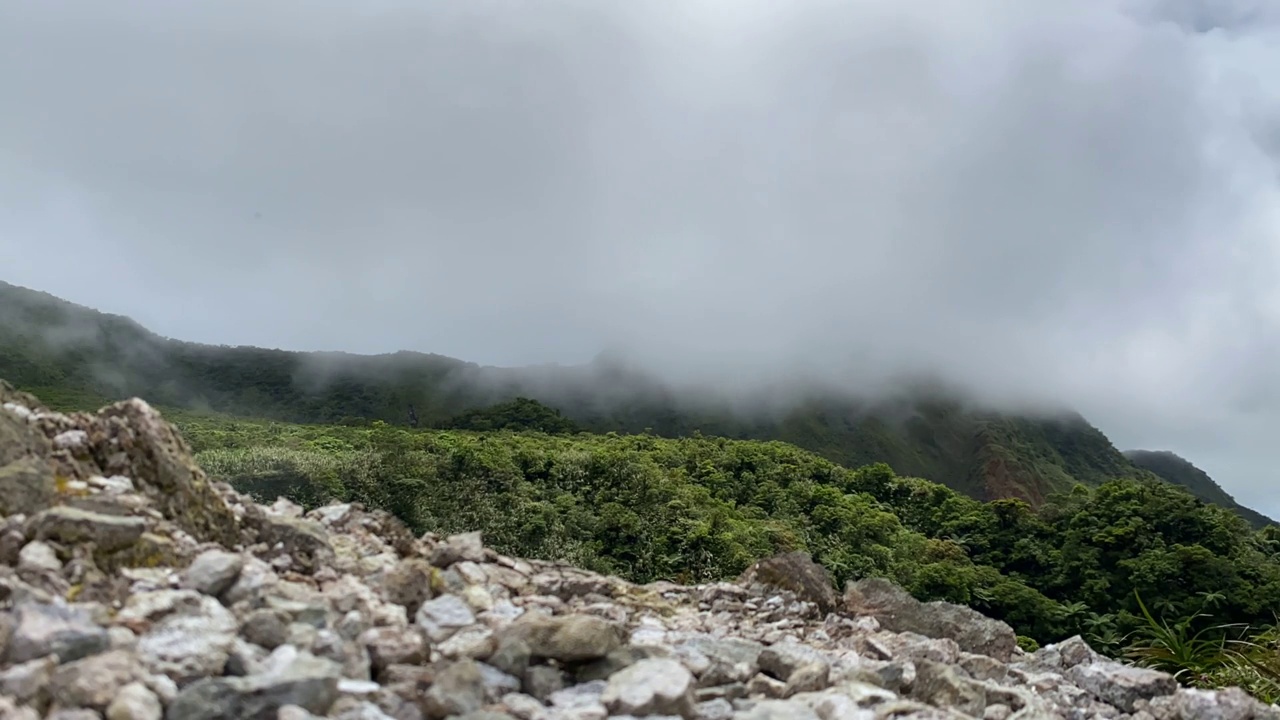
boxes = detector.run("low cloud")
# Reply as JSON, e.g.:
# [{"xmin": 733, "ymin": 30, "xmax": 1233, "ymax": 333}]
[{"xmin": 2, "ymin": 0, "xmax": 1280, "ymax": 515}]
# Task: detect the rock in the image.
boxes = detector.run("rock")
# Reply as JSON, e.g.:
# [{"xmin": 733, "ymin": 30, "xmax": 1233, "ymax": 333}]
[
  {"xmin": 737, "ymin": 552, "xmax": 838, "ymax": 614},
  {"xmin": 416, "ymin": 594, "xmax": 477, "ymax": 643},
  {"xmin": 360, "ymin": 626, "xmax": 428, "ymax": 677},
  {"xmin": 477, "ymin": 662, "xmax": 522, "ymax": 702},
  {"xmin": 165, "ymin": 646, "xmax": 342, "ymax": 719},
  {"xmin": 181, "ymin": 549, "xmax": 244, "ymax": 597},
  {"xmin": 28, "ymin": 506, "xmax": 148, "ymax": 553},
  {"xmin": 488, "ymin": 636, "xmax": 532, "ymax": 678},
  {"xmin": 50, "ymin": 648, "xmax": 143, "ymax": 709},
  {"xmin": 0, "ymin": 655, "xmax": 54, "ymax": 711},
  {"xmin": 500, "ymin": 613, "xmax": 622, "ymax": 663},
  {"xmin": 431, "ymin": 532, "xmax": 486, "ymax": 567},
  {"xmin": 575, "ymin": 645, "xmax": 668, "ymax": 684},
  {"xmin": 133, "ymin": 593, "xmax": 238, "ymax": 683},
  {"xmin": 5, "ymin": 602, "xmax": 109, "ymax": 664},
  {"xmin": 782, "ymin": 662, "xmax": 830, "ymax": 697},
  {"xmin": 381, "ymin": 558, "xmax": 435, "ymax": 616},
  {"xmin": 736, "ymin": 699, "xmax": 820, "ymax": 720},
  {"xmin": 422, "ymin": 659, "xmax": 486, "ymax": 719},
  {"xmin": 523, "ymin": 665, "xmax": 566, "ymax": 702},
  {"xmin": 758, "ymin": 643, "xmax": 829, "ymax": 681},
  {"xmin": 1182, "ymin": 687, "xmax": 1264, "ymax": 720},
  {"xmin": 438, "ymin": 625, "xmax": 495, "ymax": 659},
  {"xmin": 106, "ymin": 681, "xmax": 164, "ymax": 720},
  {"xmin": 0, "ymin": 456, "xmax": 55, "ymax": 518},
  {"xmin": 254, "ymin": 515, "xmax": 334, "ymax": 574},
  {"xmin": 845, "ymin": 578, "xmax": 1018, "ymax": 662},
  {"xmin": 1067, "ymin": 661, "xmax": 1179, "ymax": 712},
  {"xmin": 93, "ymin": 398, "xmax": 241, "ymax": 547},
  {"xmin": 601, "ymin": 658, "xmax": 697, "ymax": 719},
  {"xmin": 240, "ymin": 608, "xmax": 290, "ymax": 650},
  {"xmin": 17, "ymin": 541, "xmax": 61, "ymax": 574},
  {"xmin": 909, "ymin": 659, "xmax": 986, "ymax": 718},
  {"xmin": 46, "ymin": 709, "xmax": 103, "ymax": 720},
  {"xmin": 695, "ymin": 697, "xmax": 734, "ymax": 720}
]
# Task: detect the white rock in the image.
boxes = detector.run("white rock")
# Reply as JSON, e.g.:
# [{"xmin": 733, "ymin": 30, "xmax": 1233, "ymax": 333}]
[
  {"xmin": 416, "ymin": 593, "xmax": 477, "ymax": 643},
  {"xmin": 601, "ymin": 658, "xmax": 696, "ymax": 719},
  {"xmin": 53, "ymin": 429, "xmax": 89, "ymax": 450},
  {"xmin": 105, "ymin": 681, "xmax": 163, "ymax": 720},
  {"xmin": 17, "ymin": 540, "xmax": 62, "ymax": 573}
]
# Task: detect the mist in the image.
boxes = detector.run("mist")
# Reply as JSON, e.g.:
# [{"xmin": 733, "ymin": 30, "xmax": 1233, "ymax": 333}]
[{"xmin": 3, "ymin": 0, "xmax": 1280, "ymax": 515}]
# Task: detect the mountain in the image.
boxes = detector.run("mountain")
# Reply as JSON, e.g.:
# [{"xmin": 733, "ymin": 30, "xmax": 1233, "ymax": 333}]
[
  {"xmin": 0, "ymin": 279, "xmax": 1270, "ymax": 525},
  {"xmin": 1124, "ymin": 449, "xmax": 1274, "ymax": 529}
]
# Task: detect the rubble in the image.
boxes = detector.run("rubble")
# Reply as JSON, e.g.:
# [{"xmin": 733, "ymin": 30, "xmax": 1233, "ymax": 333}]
[{"xmin": 0, "ymin": 382, "xmax": 1276, "ymax": 720}]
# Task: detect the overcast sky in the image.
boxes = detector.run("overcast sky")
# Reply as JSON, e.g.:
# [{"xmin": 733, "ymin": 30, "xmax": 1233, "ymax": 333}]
[{"xmin": 3, "ymin": 0, "xmax": 1280, "ymax": 517}]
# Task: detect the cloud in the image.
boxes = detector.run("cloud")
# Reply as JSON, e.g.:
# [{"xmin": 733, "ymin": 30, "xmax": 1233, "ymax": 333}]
[{"xmin": 2, "ymin": 0, "xmax": 1280, "ymax": 516}]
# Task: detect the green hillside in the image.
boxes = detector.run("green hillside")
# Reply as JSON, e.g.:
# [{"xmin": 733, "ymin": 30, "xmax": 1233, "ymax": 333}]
[
  {"xmin": 167, "ymin": 409, "xmax": 1280, "ymax": 693},
  {"xmin": 1125, "ymin": 450, "xmax": 1274, "ymax": 529},
  {"xmin": 0, "ymin": 279, "xmax": 1269, "ymax": 527}
]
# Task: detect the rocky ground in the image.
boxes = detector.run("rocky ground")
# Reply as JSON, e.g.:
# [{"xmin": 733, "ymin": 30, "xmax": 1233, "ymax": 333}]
[{"xmin": 0, "ymin": 382, "xmax": 1275, "ymax": 720}]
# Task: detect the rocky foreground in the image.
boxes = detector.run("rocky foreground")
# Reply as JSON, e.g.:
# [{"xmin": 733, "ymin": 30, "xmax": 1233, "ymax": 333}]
[{"xmin": 0, "ymin": 383, "xmax": 1274, "ymax": 720}]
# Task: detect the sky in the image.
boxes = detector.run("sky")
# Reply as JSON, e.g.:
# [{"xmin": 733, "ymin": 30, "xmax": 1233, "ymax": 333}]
[{"xmin": 3, "ymin": 0, "xmax": 1280, "ymax": 517}]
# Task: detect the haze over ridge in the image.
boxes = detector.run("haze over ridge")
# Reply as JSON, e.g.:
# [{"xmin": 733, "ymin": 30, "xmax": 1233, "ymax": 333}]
[{"xmin": 3, "ymin": 0, "xmax": 1280, "ymax": 517}]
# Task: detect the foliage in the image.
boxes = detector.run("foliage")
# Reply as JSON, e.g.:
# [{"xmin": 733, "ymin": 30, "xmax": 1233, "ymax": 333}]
[
  {"xmin": 6, "ymin": 279, "xmax": 1267, "ymax": 526},
  {"xmin": 1126, "ymin": 450, "xmax": 1274, "ymax": 530},
  {"xmin": 171, "ymin": 411, "xmax": 1280, "ymax": 668},
  {"xmin": 1124, "ymin": 591, "xmax": 1280, "ymax": 704},
  {"xmin": 439, "ymin": 397, "xmax": 581, "ymax": 434}
]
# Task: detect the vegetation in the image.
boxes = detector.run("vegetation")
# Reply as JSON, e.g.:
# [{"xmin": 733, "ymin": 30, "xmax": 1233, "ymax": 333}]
[
  {"xmin": 1, "ymin": 280, "xmax": 1272, "ymax": 529},
  {"xmin": 175, "ymin": 413, "xmax": 1280, "ymax": 684},
  {"xmin": 1126, "ymin": 450, "xmax": 1273, "ymax": 530},
  {"xmin": 439, "ymin": 397, "xmax": 581, "ymax": 435}
]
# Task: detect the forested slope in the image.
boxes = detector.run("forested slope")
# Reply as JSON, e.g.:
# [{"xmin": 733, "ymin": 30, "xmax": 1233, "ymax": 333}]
[{"xmin": 1, "ymin": 278, "xmax": 1270, "ymax": 526}]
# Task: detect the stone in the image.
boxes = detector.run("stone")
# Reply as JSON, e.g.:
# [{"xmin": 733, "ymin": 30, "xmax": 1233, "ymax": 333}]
[
  {"xmin": 845, "ymin": 578, "xmax": 1018, "ymax": 662},
  {"xmin": 601, "ymin": 658, "xmax": 697, "ymax": 719},
  {"xmin": 431, "ymin": 532, "xmax": 486, "ymax": 567},
  {"xmin": 0, "ymin": 658, "xmax": 51, "ymax": 715},
  {"xmin": 0, "ymin": 456, "xmax": 55, "ymax": 517},
  {"xmin": 50, "ymin": 648, "xmax": 143, "ymax": 709},
  {"xmin": 736, "ymin": 699, "xmax": 820, "ymax": 720},
  {"xmin": 240, "ymin": 608, "xmax": 291, "ymax": 650},
  {"xmin": 1067, "ymin": 661, "xmax": 1179, "ymax": 712},
  {"xmin": 782, "ymin": 662, "xmax": 830, "ymax": 697},
  {"xmin": 737, "ymin": 552, "xmax": 838, "ymax": 614},
  {"xmin": 134, "ymin": 594, "xmax": 239, "ymax": 683},
  {"xmin": 438, "ymin": 625, "xmax": 495, "ymax": 659},
  {"xmin": 416, "ymin": 594, "xmax": 477, "ymax": 643},
  {"xmin": 94, "ymin": 398, "xmax": 241, "ymax": 547},
  {"xmin": 28, "ymin": 505, "xmax": 148, "ymax": 552},
  {"xmin": 255, "ymin": 515, "xmax": 334, "ymax": 574},
  {"xmin": 181, "ymin": 549, "xmax": 244, "ymax": 597},
  {"xmin": 524, "ymin": 665, "xmax": 566, "ymax": 702},
  {"xmin": 909, "ymin": 659, "xmax": 986, "ymax": 718},
  {"xmin": 488, "ymin": 636, "xmax": 532, "ymax": 678},
  {"xmin": 106, "ymin": 681, "xmax": 164, "ymax": 720},
  {"xmin": 500, "ymin": 613, "xmax": 622, "ymax": 663},
  {"xmin": 16, "ymin": 541, "xmax": 61, "ymax": 574},
  {"xmin": 381, "ymin": 558, "xmax": 435, "ymax": 616},
  {"xmin": 165, "ymin": 646, "xmax": 342, "ymax": 719},
  {"xmin": 360, "ymin": 626, "xmax": 428, "ymax": 677},
  {"xmin": 422, "ymin": 659, "xmax": 486, "ymax": 719},
  {"xmin": 5, "ymin": 602, "xmax": 109, "ymax": 664},
  {"xmin": 758, "ymin": 643, "xmax": 830, "ymax": 681}
]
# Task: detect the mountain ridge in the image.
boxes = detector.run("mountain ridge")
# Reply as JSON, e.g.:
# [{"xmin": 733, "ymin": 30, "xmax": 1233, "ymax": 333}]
[{"xmin": 1, "ymin": 278, "xmax": 1271, "ymax": 527}]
